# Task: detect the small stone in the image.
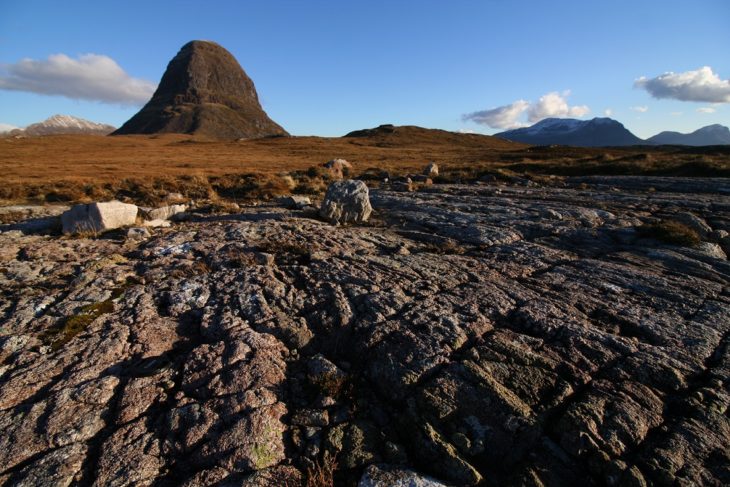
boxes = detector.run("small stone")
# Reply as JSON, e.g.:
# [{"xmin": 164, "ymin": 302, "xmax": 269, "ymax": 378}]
[
  {"xmin": 126, "ymin": 227, "xmax": 151, "ymax": 240},
  {"xmin": 146, "ymin": 204, "xmax": 187, "ymax": 221},
  {"xmin": 291, "ymin": 409, "xmax": 329, "ymax": 427},
  {"xmin": 308, "ymin": 354, "xmax": 347, "ymax": 396},
  {"xmin": 283, "ymin": 195, "xmax": 312, "ymax": 209},
  {"xmin": 393, "ymin": 178, "xmax": 414, "ymax": 192},
  {"xmin": 142, "ymin": 219, "xmax": 171, "ymax": 228},
  {"xmin": 424, "ymin": 162, "xmax": 439, "ymax": 177},
  {"xmin": 672, "ymin": 212, "xmax": 712, "ymax": 238},
  {"xmin": 358, "ymin": 464, "xmax": 449, "ymax": 487},
  {"xmin": 322, "ymin": 158, "xmax": 353, "ymax": 179}
]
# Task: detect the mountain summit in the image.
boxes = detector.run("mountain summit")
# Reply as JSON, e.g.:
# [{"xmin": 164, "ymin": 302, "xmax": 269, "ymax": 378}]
[
  {"xmin": 495, "ymin": 117, "xmax": 643, "ymax": 147},
  {"xmin": 113, "ymin": 40, "xmax": 288, "ymax": 139},
  {"xmin": 9, "ymin": 115, "xmax": 115, "ymax": 136}
]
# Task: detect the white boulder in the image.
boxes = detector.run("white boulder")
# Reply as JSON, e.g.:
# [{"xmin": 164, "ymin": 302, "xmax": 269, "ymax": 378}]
[
  {"xmin": 424, "ymin": 162, "xmax": 439, "ymax": 177},
  {"xmin": 146, "ymin": 204, "xmax": 187, "ymax": 221},
  {"xmin": 319, "ymin": 180, "xmax": 372, "ymax": 225},
  {"xmin": 61, "ymin": 201, "xmax": 138, "ymax": 234}
]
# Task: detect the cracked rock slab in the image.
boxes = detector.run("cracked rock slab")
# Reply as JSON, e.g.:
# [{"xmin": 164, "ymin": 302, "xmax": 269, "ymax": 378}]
[{"xmin": 0, "ymin": 178, "xmax": 728, "ymax": 486}]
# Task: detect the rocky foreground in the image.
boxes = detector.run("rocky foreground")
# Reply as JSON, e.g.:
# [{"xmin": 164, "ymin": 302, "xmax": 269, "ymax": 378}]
[{"xmin": 1, "ymin": 177, "xmax": 729, "ymax": 486}]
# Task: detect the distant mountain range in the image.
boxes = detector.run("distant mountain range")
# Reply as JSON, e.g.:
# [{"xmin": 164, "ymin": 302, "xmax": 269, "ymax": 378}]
[
  {"xmin": 646, "ymin": 124, "xmax": 730, "ymax": 146},
  {"xmin": 496, "ymin": 118, "xmax": 730, "ymax": 147},
  {"xmin": 5, "ymin": 115, "xmax": 116, "ymax": 136}
]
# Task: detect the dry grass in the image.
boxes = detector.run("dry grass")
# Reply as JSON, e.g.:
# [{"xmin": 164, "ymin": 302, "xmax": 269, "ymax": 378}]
[
  {"xmin": 1, "ymin": 130, "xmax": 728, "ymax": 205},
  {"xmin": 305, "ymin": 452, "xmax": 338, "ymax": 487},
  {"xmin": 637, "ymin": 221, "xmax": 702, "ymax": 246}
]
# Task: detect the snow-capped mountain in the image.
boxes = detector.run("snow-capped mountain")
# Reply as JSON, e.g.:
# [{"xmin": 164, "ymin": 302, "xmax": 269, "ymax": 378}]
[
  {"xmin": 495, "ymin": 117, "xmax": 644, "ymax": 147},
  {"xmin": 647, "ymin": 124, "xmax": 730, "ymax": 146},
  {"xmin": 9, "ymin": 115, "xmax": 116, "ymax": 136}
]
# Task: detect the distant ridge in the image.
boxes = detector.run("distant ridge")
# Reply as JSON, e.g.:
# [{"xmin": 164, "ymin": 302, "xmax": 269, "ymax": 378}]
[
  {"xmin": 344, "ymin": 124, "xmax": 522, "ymax": 149},
  {"xmin": 8, "ymin": 115, "xmax": 115, "ymax": 136},
  {"xmin": 113, "ymin": 40, "xmax": 288, "ymax": 139},
  {"xmin": 647, "ymin": 124, "xmax": 730, "ymax": 146},
  {"xmin": 495, "ymin": 117, "xmax": 644, "ymax": 147}
]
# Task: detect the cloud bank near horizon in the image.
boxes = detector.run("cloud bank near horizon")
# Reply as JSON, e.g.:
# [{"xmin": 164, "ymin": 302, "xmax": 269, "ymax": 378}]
[
  {"xmin": 635, "ymin": 66, "xmax": 730, "ymax": 103},
  {"xmin": 0, "ymin": 53, "xmax": 156, "ymax": 105},
  {"xmin": 463, "ymin": 91, "xmax": 589, "ymax": 129},
  {"xmin": 0, "ymin": 123, "xmax": 18, "ymax": 133}
]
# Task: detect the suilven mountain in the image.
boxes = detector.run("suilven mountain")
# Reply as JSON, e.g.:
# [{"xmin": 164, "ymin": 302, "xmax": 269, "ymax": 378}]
[{"xmin": 113, "ymin": 40, "xmax": 288, "ymax": 139}]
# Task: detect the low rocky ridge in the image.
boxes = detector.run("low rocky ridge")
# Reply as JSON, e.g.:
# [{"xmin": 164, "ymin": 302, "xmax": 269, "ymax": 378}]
[{"xmin": 0, "ymin": 178, "xmax": 729, "ymax": 486}]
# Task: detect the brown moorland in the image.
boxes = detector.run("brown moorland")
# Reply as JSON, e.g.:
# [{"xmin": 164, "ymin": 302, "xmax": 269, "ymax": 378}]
[{"xmin": 1, "ymin": 125, "xmax": 729, "ymax": 205}]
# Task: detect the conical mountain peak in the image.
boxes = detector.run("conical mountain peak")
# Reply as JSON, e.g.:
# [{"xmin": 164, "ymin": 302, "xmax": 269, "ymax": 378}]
[{"xmin": 113, "ymin": 40, "xmax": 287, "ymax": 139}]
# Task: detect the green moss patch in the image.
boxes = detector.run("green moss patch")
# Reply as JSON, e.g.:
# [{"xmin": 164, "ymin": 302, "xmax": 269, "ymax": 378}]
[{"xmin": 43, "ymin": 300, "xmax": 114, "ymax": 351}]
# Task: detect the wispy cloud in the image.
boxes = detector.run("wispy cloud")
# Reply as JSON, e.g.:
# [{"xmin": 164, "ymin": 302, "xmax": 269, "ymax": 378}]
[
  {"xmin": 0, "ymin": 53, "xmax": 156, "ymax": 105},
  {"xmin": 630, "ymin": 106, "xmax": 648, "ymax": 113},
  {"xmin": 696, "ymin": 106, "xmax": 716, "ymax": 113},
  {"xmin": 462, "ymin": 100, "xmax": 530, "ymax": 129},
  {"xmin": 635, "ymin": 66, "xmax": 730, "ymax": 103},
  {"xmin": 604, "ymin": 108, "xmax": 613, "ymax": 116},
  {"xmin": 462, "ymin": 91, "xmax": 589, "ymax": 130}
]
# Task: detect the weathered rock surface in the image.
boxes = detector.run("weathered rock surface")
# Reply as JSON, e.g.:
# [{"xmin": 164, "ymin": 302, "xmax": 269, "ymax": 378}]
[
  {"xmin": 319, "ymin": 179, "xmax": 372, "ymax": 224},
  {"xmin": 61, "ymin": 201, "xmax": 138, "ymax": 234},
  {"xmin": 1, "ymin": 177, "xmax": 728, "ymax": 486}
]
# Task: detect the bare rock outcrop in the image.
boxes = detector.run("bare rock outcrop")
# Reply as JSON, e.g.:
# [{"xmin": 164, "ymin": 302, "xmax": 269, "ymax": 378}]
[{"xmin": 1, "ymin": 176, "xmax": 728, "ymax": 486}]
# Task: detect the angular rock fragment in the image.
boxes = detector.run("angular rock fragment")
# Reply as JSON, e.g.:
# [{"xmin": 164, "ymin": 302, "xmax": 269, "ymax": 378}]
[
  {"xmin": 61, "ymin": 200, "xmax": 138, "ymax": 234},
  {"xmin": 283, "ymin": 195, "xmax": 312, "ymax": 209},
  {"xmin": 145, "ymin": 203, "xmax": 187, "ymax": 221},
  {"xmin": 359, "ymin": 464, "xmax": 449, "ymax": 487},
  {"xmin": 319, "ymin": 180, "xmax": 372, "ymax": 224}
]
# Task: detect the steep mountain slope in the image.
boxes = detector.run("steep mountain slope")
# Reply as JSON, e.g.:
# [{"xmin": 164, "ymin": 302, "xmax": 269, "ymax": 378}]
[
  {"xmin": 496, "ymin": 117, "xmax": 644, "ymax": 147},
  {"xmin": 113, "ymin": 40, "xmax": 288, "ymax": 139}
]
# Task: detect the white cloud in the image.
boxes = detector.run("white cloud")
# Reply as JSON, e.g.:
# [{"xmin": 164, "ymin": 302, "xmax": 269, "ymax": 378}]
[
  {"xmin": 604, "ymin": 108, "xmax": 613, "ymax": 116},
  {"xmin": 0, "ymin": 123, "xmax": 18, "ymax": 133},
  {"xmin": 670, "ymin": 111, "xmax": 683, "ymax": 116},
  {"xmin": 630, "ymin": 106, "xmax": 648, "ymax": 113},
  {"xmin": 0, "ymin": 53, "xmax": 156, "ymax": 105},
  {"xmin": 526, "ymin": 91, "xmax": 589, "ymax": 123},
  {"xmin": 634, "ymin": 66, "xmax": 730, "ymax": 103},
  {"xmin": 697, "ymin": 106, "xmax": 716, "ymax": 113},
  {"xmin": 462, "ymin": 100, "xmax": 530, "ymax": 129},
  {"xmin": 463, "ymin": 91, "xmax": 589, "ymax": 129}
]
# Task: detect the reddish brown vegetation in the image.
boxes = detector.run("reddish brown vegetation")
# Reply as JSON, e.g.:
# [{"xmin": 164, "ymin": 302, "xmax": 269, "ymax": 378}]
[{"xmin": 1, "ymin": 126, "xmax": 728, "ymax": 204}]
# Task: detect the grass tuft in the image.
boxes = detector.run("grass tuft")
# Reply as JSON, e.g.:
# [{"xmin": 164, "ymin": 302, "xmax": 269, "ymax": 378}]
[{"xmin": 637, "ymin": 221, "xmax": 701, "ymax": 247}]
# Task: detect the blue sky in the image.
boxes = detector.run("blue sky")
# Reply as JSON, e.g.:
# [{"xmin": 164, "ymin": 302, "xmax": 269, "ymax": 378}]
[{"xmin": 1, "ymin": 0, "xmax": 729, "ymax": 137}]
